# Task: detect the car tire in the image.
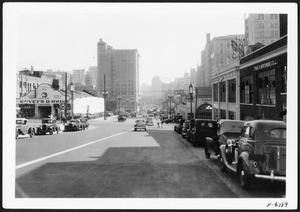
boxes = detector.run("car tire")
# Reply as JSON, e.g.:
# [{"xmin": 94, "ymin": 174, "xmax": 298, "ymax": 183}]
[
  {"xmin": 134, "ymin": 128, "xmax": 137, "ymax": 131},
  {"xmin": 204, "ymin": 144, "xmax": 211, "ymax": 159},
  {"xmin": 238, "ymin": 161, "xmax": 252, "ymax": 190},
  {"xmin": 145, "ymin": 128, "xmax": 147, "ymax": 131},
  {"xmin": 218, "ymin": 155, "xmax": 227, "ymax": 172},
  {"xmin": 49, "ymin": 130, "xmax": 53, "ymax": 135}
]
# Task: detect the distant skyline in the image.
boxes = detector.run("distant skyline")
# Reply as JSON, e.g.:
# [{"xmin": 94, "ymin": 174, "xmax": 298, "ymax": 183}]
[{"xmin": 6, "ymin": 3, "xmax": 293, "ymax": 86}]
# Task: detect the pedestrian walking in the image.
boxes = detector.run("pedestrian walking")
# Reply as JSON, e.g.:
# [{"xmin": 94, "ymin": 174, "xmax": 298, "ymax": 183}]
[
  {"xmin": 157, "ymin": 119, "xmax": 160, "ymax": 128},
  {"xmin": 160, "ymin": 118, "xmax": 164, "ymax": 128}
]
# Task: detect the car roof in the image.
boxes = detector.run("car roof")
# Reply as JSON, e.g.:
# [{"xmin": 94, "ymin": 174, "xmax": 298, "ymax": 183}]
[
  {"xmin": 245, "ymin": 120, "xmax": 286, "ymax": 128},
  {"xmin": 16, "ymin": 118, "xmax": 27, "ymax": 121}
]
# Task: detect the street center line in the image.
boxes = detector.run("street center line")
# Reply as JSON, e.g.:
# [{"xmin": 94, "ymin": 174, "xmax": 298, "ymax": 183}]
[{"xmin": 16, "ymin": 130, "xmax": 132, "ymax": 170}]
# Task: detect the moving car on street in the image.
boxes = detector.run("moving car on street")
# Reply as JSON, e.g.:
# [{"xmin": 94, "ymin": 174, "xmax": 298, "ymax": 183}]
[
  {"xmin": 16, "ymin": 118, "xmax": 36, "ymax": 139},
  {"xmin": 134, "ymin": 119, "xmax": 147, "ymax": 131},
  {"xmin": 64, "ymin": 119, "xmax": 85, "ymax": 132},
  {"xmin": 204, "ymin": 119, "xmax": 245, "ymax": 159},
  {"xmin": 118, "ymin": 115, "xmax": 127, "ymax": 122},
  {"xmin": 217, "ymin": 120, "xmax": 286, "ymax": 189},
  {"xmin": 79, "ymin": 118, "xmax": 90, "ymax": 129},
  {"xmin": 36, "ymin": 118, "xmax": 60, "ymax": 135},
  {"xmin": 190, "ymin": 119, "xmax": 217, "ymax": 147}
]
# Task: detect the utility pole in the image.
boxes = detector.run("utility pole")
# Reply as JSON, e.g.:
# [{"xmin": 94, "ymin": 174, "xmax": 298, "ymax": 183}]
[{"xmin": 64, "ymin": 72, "xmax": 67, "ymax": 119}]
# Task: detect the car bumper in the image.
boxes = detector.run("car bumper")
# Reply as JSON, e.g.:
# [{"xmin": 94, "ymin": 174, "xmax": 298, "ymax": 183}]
[{"xmin": 255, "ymin": 170, "xmax": 286, "ymax": 182}]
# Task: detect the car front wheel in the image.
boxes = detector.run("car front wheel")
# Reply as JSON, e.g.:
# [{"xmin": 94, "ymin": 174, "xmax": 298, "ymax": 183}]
[
  {"xmin": 238, "ymin": 161, "xmax": 252, "ymax": 190},
  {"xmin": 217, "ymin": 155, "xmax": 227, "ymax": 172}
]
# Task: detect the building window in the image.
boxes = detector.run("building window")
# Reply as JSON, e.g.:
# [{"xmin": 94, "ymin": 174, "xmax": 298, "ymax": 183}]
[
  {"xmin": 219, "ymin": 81, "xmax": 226, "ymax": 102},
  {"xmin": 213, "ymin": 83, "xmax": 218, "ymax": 101},
  {"xmin": 19, "ymin": 81, "xmax": 22, "ymax": 88},
  {"xmin": 228, "ymin": 79, "xmax": 236, "ymax": 103},
  {"xmin": 282, "ymin": 66, "xmax": 287, "ymax": 93},
  {"xmin": 270, "ymin": 14, "xmax": 274, "ymax": 19},
  {"xmin": 275, "ymin": 23, "xmax": 278, "ymax": 29},
  {"xmin": 258, "ymin": 69, "xmax": 276, "ymax": 105},
  {"xmin": 228, "ymin": 111, "xmax": 235, "ymax": 120},
  {"xmin": 220, "ymin": 109, "xmax": 226, "ymax": 119},
  {"xmin": 258, "ymin": 14, "xmax": 264, "ymax": 20},
  {"xmin": 241, "ymin": 75, "xmax": 253, "ymax": 104}
]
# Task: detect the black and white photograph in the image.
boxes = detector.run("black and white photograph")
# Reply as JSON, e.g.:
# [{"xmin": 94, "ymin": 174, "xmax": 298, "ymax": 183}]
[{"xmin": 3, "ymin": 2, "xmax": 298, "ymax": 210}]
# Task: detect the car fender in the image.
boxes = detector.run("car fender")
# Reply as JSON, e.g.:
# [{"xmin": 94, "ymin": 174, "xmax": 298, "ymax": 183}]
[{"xmin": 238, "ymin": 152, "xmax": 259, "ymax": 175}]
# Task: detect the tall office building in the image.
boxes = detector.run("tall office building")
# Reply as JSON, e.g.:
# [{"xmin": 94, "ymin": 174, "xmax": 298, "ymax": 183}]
[
  {"xmin": 151, "ymin": 76, "xmax": 164, "ymax": 99},
  {"xmin": 73, "ymin": 69, "xmax": 85, "ymax": 85},
  {"xmin": 85, "ymin": 66, "xmax": 98, "ymax": 87},
  {"xmin": 97, "ymin": 39, "xmax": 139, "ymax": 112},
  {"xmin": 199, "ymin": 33, "xmax": 243, "ymax": 86},
  {"xmin": 245, "ymin": 14, "xmax": 280, "ymax": 47}
]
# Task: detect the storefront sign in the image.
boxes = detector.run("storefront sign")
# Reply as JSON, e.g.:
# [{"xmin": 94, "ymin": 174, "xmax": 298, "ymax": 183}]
[
  {"xmin": 19, "ymin": 99, "xmax": 65, "ymax": 104},
  {"xmin": 19, "ymin": 104, "xmax": 35, "ymax": 109},
  {"xmin": 254, "ymin": 60, "xmax": 277, "ymax": 71}
]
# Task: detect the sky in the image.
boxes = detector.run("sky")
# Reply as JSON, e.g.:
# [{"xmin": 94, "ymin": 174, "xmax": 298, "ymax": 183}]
[
  {"xmin": 6, "ymin": 3, "xmax": 293, "ymax": 85},
  {"xmin": 11, "ymin": 3, "xmax": 249, "ymax": 85}
]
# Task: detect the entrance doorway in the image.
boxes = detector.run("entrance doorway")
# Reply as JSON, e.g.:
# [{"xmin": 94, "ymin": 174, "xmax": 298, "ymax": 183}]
[
  {"xmin": 38, "ymin": 106, "xmax": 52, "ymax": 118},
  {"xmin": 196, "ymin": 103, "xmax": 212, "ymax": 119}
]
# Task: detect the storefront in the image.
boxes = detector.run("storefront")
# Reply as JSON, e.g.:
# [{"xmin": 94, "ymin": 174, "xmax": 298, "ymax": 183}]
[
  {"xmin": 239, "ymin": 36, "xmax": 287, "ymax": 121},
  {"xmin": 17, "ymin": 83, "xmax": 68, "ymax": 119},
  {"xmin": 211, "ymin": 61, "xmax": 240, "ymax": 120}
]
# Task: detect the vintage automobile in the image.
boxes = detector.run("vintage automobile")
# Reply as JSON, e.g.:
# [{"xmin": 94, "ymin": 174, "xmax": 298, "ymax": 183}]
[
  {"xmin": 190, "ymin": 119, "xmax": 218, "ymax": 147},
  {"xmin": 182, "ymin": 120, "xmax": 191, "ymax": 138},
  {"xmin": 186, "ymin": 119, "xmax": 195, "ymax": 142},
  {"xmin": 204, "ymin": 119, "xmax": 245, "ymax": 159},
  {"xmin": 118, "ymin": 115, "xmax": 127, "ymax": 122},
  {"xmin": 64, "ymin": 119, "xmax": 85, "ymax": 132},
  {"xmin": 16, "ymin": 118, "xmax": 36, "ymax": 139},
  {"xmin": 145, "ymin": 117, "xmax": 154, "ymax": 126},
  {"xmin": 36, "ymin": 118, "xmax": 60, "ymax": 135},
  {"xmin": 79, "ymin": 118, "xmax": 90, "ymax": 129},
  {"xmin": 173, "ymin": 115, "xmax": 183, "ymax": 123},
  {"xmin": 134, "ymin": 119, "xmax": 147, "ymax": 131},
  {"xmin": 174, "ymin": 119, "xmax": 185, "ymax": 134},
  {"xmin": 217, "ymin": 120, "xmax": 286, "ymax": 189}
]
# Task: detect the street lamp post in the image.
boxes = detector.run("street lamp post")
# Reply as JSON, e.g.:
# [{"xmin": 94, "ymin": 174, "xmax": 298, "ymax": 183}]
[
  {"xmin": 103, "ymin": 91, "xmax": 108, "ymax": 120},
  {"xmin": 70, "ymin": 82, "xmax": 75, "ymax": 119},
  {"xmin": 189, "ymin": 83, "xmax": 194, "ymax": 120},
  {"xmin": 168, "ymin": 94, "xmax": 173, "ymax": 119},
  {"xmin": 117, "ymin": 96, "xmax": 122, "ymax": 114}
]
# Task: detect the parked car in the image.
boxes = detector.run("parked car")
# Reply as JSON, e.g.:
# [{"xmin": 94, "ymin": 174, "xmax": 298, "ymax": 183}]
[
  {"xmin": 64, "ymin": 119, "xmax": 85, "ymax": 132},
  {"xmin": 173, "ymin": 115, "xmax": 183, "ymax": 123},
  {"xmin": 146, "ymin": 117, "xmax": 154, "ymax": 126},
  {"xmin": 118, "ymin": 115, "xmax": 127, "ymax": 122},
  {"xmin": 182, "ymin": 120, "xmax": 191, "ymax": 138},
  {"xmin": 217, "ymin": 120, "xmax": 286, "ymax": 189},
  {"xmin": 174, "ymin": 119, "xmax": 185, "ymax": 134},
  {"xmin": 16, "ymin": 118, "xmax": 36, "ymax": 139},
  {"xmin": 204, "ymin": 119, "xmax": 245, "ymax": 159},
  {"xmin": 186, "ymin": 119, "xmax": 195, "ymax": 142},
  {"xmin": 190, "ymin": 119, "xmax": 218, "ymax": 147},
  {"xmin": 134, "ymin": 119, "xmax": 147, "ymax": 131},
  {"xmin": 79, "ymin": 118, "xmax": 90, "ymax": 129},
  {"xmin": 36, "ymin": 118, "xmax": 60, "ymax": 135}
]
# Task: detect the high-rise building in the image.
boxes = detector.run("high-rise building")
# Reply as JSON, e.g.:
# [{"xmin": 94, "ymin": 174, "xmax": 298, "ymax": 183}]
[
  {"xmin": 85, "ymin": 66, "xmax": 98, "ymax": 87},
  {"xmin": 245, "ymin": 14, "xmax": 280, "ymax": 47},
  {"xmin": 151, "ymin": 76, "xmax": 164, "ymax": 100},
  {"xmin": 199, "ymin": 33, "xmax": 243, "ymax": 86},
  {"xmin": 97, "ymin": 39, "xmax": 139, "ymax": 112},
  {"xmin": 73, "ymin": 69, "xmax": 85, "ymax": 85}
]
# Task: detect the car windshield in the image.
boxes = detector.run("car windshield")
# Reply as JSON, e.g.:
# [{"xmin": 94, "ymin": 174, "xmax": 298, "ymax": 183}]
[
  {"xmin": 269, "ymin": 128, "xmax": 286, "ymax": 139},
  {"xmin": 136, "ymin": 120, "xmax": 145, "ymax": 123}
]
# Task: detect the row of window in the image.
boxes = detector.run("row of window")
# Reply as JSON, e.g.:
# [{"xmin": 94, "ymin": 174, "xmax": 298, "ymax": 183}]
[
  {"xmin": 214, "ymin": 65, "xmax": 287, "ymax": 106},
  {"xmin": 258, "ymin": 14, "xmax": 278, "ymax": 20}
]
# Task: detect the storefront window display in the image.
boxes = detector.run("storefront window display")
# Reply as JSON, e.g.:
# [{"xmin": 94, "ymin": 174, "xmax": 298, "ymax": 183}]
[
  {"xmin": 241, "ymin": 75, "xmax": 253, "ymax": 104},
  {"xmin": 258, "ymin": 69, "xmax": 276, "ymax": 105}
]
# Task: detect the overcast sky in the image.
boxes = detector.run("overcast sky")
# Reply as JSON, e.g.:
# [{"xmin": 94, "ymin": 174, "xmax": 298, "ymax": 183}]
[{"xmin": 5, "ymin": 3, "xmax": 295, "ymax": 85}]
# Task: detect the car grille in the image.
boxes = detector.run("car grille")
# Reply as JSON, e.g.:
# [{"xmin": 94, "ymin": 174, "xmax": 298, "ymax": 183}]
[{"xmin": 262, "ymin": 143, "xmax": 286, "ymax": 174}]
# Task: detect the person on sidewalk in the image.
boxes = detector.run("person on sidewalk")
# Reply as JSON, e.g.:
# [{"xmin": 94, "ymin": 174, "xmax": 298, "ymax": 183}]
[{"xmin": 160, "ymin": 118, "xmax": 164, "ymax": 128}]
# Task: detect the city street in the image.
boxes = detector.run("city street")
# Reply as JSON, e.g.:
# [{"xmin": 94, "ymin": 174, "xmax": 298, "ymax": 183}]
[{"xmin": 15, "ymin": 116, "xmax": 285, "ymax": 198}]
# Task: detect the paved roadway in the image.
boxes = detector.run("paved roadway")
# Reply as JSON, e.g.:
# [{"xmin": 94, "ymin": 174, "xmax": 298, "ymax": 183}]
[{"xmin": 15, "ymin": 116, "xmax": 285, "ymax": 199}]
